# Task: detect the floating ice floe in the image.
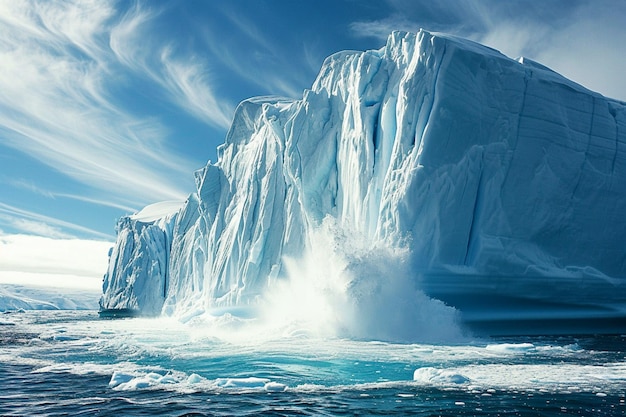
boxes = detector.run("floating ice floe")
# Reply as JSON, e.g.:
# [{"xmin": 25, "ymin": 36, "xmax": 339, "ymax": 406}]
[
  {"xmin": 413, "ymin": 367, "xmax": 471, "ymax": 385},
  {"xmin": 109, "ymin": 371, "xmax": 288, "ymax": 392}
]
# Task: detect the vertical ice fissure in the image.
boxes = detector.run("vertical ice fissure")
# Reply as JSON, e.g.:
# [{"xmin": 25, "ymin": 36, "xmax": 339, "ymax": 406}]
[
  {"xmin": 609, "ymin": 104, "xmax": 620, "ymax": 176},
  {"xmin": 501, "ymin": 68, "xmax": 531, "ymax": 190},
  {"xmin": 463, "ymin": 153, "xmax": 484, "ymax": 266},
  {"xmin": 415, "ymin": 42, "xmax": 447, "ymax": 158},
  {"xmin": 570, "ymin": 95, "xmax": 595, "ymax": 201}
]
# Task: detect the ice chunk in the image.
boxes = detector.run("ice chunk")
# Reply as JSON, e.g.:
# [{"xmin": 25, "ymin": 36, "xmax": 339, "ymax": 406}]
[
  {"xmin": 413, "ymin": 367, "xmax": 471, "ymax": 384},
  {"xmin": 108, "ymin": 371, "xmax": 134, "ymax": 388},
  {"xmin": 186, "ymin": 373, "xmax": 206, "ymax": 384},
  {"xmin": 214, "ymin": 377, "xmax": 270, "ymax": 389},
  {"xmin": 109, "ymin": 371, "xmax": 177, "ymax": 390},
  {"xmin": 264, "ymin": 381, "xmax": 288, "ymax": 392}
]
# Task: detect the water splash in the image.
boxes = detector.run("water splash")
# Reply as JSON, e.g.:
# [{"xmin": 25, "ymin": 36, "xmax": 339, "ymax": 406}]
[{"xmin": 260, "ymin": 217, "xmax": 467, "ymax": 343}]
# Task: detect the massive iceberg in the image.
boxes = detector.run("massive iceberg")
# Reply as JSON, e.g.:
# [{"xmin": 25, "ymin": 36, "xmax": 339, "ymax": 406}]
[{"xmin": 101, "ymin": 30, "xmax": 626, "ymax": 337}]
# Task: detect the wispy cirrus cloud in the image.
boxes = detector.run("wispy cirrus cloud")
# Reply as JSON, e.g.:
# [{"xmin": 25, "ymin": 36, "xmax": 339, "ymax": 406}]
[
  {"xmin": 4, "ymin": 177, "xmax": 137, "ymax": 213},
  {"xmin": 0, "ymin": 202, "xmax": 112, "ymax": 240},
  {"xmin": 109, "ymin": 3, "xmax": 234, "ymax": 129},
  {"xmin": 349, "ymin": 0, "xmax": 626, "ymax": 101},
  {"xmin": 0, "ymin": 0, "xmax": 248, "ymax": 230},
  {"xmin": 198, "ymin": 7, "xmax": 309, "ymax": 99},
  {"xmin": 470, "ymin": 1, "xmax": 626, "ymax": 101},
  {"xmin": 525, "ymin": 3, "xmax": 626, "ymax": 101},
  {"xmin": 6, "ymin": 219, "xmax": 73, "ymax": 240},
  {"xmin": 349, "ymin": 17, "xmax": 419, "ymax": 42},
  {"xmin": 159, "ymin": 46, "xmax": 234, "ymax": 129},
  {"xmin": 0, "ymin": 0, "xmax": 197, "ymax": 211}
]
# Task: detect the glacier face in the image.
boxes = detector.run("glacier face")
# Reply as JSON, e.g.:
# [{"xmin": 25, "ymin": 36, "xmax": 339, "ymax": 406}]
[{"xmin": 101, "ymin": 30, "xmax": 626, "ymax": 337}]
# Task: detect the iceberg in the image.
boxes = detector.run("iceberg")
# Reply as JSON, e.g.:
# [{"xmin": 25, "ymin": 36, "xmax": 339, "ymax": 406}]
[{"xmin": 100, "ymin": 30, "xmax": 626, "ymax": 337}]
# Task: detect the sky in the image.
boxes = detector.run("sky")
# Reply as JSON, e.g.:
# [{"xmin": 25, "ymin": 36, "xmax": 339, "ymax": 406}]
[{"xmin": 1, "ymin": 0, "xmax": 625, "ymax": 289}]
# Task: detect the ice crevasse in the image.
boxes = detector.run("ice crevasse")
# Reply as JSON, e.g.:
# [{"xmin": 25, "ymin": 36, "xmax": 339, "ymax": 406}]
[{"xmin": 101, "ymin": 30, "xmax": 626, "ymax": 335}]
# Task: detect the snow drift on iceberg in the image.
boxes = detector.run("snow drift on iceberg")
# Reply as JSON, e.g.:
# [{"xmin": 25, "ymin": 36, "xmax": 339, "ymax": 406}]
[{"xmin": 100, "ymin": 30, "xmax": 626, "ymax": 338}]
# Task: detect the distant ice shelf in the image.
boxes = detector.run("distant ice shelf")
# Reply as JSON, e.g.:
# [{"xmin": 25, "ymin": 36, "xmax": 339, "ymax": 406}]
[
  {"xmin": 1, "ymin": 285, "xmax": 99, "ymax": 311},
  {"xmin": 100, "ymin": 30, "xmax": 626, "ymax": 339}
]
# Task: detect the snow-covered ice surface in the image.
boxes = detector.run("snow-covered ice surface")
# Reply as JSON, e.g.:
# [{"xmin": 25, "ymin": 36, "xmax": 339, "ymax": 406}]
[
  {"xmin": 130, "ymin": 200, "xmax": 185, "ymax": 222},
  {"xmin": 0, "ymin": 285, "xmax": 99, "ymax": 311},
  {"xmin": 101, "ymin": 30, "xmax": 626, "ymax": 338}
]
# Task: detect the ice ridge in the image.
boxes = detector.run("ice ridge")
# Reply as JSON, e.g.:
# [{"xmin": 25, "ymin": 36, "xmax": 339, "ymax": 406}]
[{"xmin": 100, "ymin": 30, "xmax": 626, "ymax": 335}]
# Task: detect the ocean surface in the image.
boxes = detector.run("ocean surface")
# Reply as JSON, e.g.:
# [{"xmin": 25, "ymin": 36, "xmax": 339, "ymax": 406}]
[{"xmin": 1, "ymin": 310, "xmax": 624, "ymax": 416}]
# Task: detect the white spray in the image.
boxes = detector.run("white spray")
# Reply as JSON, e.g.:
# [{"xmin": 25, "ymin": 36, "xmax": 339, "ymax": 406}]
[{"xmin": 261, "ymin": 217, "xmax": 467, "ymax": 343}]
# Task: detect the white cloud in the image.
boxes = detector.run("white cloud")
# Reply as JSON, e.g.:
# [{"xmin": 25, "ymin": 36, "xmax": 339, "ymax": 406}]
[
  {"xmin": 159, "ymin": 46, "xmax": 234, "ymax": 128},
  {"xmin": 0, "ymin": 202, "xmax": 112, "ymax": 240},
  {"xmin": 350, "ymin": 0, "xmax": 626, "ymax": 101},
  {"xmin": 467, "ymin": 2, "xmax": 626, "ymax": 101},
  {"xmin": 109, "ymin": 3, "xmax": 234, "ymax": 129},
  {"xmin": 529, "ymin": 6, "xmax": 626, "ymax": 101},
  {"xmin": 0, "ymin": 233, "xmax": 110, "ymax": 276},
  {"xmin": 7, "ymin": 219, "xmax": 74, "ymax": 239},
  {"xmin": 0, "ymin": 274, "xmax": 102, "ymax": 293},
  {"xmin": 33, "ymin": 0, "xmax": 115, "ymax": 59},
  {"xmin": 3, "ymin": 177, "xmax": 137, "ymax": 213},
  {"xmin": 0, "ymin": 0, "xmax": 225, "ymax": 214},
  {"xmin": 350, "ymin": 17, "xmax": 420, "ymax": 42},
  {"xmin": 108, "ymin": 1, "xmax": 155, "ymax": 68},
  {"xmin": 3, "ymin": 178, "xmax": 55, "ymax": 198},
  {"xmin": 0, "ymin": 233, "xmax": 111, "ymax": 289},
  {"xmin": 0, "ymin": 2, "xmax": 189, "ymax": 206},
  {"xmin": 198, "ymin": 8, "xmax": 309, "ymax": 99}
]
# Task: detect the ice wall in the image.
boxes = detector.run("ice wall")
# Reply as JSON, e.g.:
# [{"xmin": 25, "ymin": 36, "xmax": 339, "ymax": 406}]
[
  {"xmin": 100, "ymin": 204, "xmax": 176, "ymax": 315},
  {"xmin": 101, "ymin": 30, "xmax": 626, "ymax": 334}
]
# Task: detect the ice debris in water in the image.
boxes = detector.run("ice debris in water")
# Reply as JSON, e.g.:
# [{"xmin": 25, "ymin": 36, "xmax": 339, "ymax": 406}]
[
  {"xmin": 413, "ymin": 367, "xmax": 471, "ymax": 384},
  {"xmin": 215, "ymin": 377, "xmax": 287, "ymax": 392},
  {"xmin": 109, "ymin": 371, "xmax": 177, "ymax": 390},
  {"xmin": 109, "ymin": 371, "xmax": 287, "ymax": 392}
]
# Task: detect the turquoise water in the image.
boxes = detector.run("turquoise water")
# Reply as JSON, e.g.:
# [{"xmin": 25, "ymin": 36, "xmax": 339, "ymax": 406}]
[{"xmin": 1, "ymin": 311, "xmax": 625, "ymax": 416}]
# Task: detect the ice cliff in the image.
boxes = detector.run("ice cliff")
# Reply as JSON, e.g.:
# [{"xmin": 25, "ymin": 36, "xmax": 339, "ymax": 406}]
[{"xmin": 101, "ymin": 30, "xmax": 626, "ymax": 335}]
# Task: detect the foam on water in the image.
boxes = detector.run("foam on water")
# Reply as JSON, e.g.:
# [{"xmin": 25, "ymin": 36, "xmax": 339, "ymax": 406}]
[
  {"xmin": 1, "ymin": 311, "xmax": 624, "ymax": 399},
  {"xmin": 485, "ymin": 342, "xmax": 536, "ymax": 353},
  {"xmin": 2, "ymin": 312, "xmax": 625, "ymax": 415}
]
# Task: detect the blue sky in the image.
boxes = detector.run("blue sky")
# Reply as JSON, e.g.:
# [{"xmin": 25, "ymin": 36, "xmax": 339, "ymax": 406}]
[{"xmin": 1, "ymin": 0, "xmax": 625, "ymax": 286}]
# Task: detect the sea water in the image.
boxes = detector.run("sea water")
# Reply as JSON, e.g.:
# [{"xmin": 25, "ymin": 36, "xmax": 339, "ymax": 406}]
[{"xmin": 1, "ymin": 311, "xmax": 624, "ymax": 416}]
